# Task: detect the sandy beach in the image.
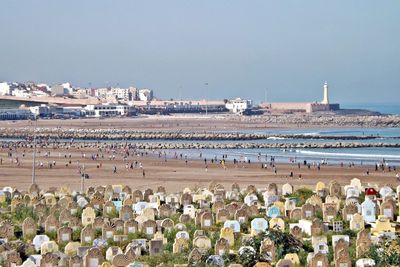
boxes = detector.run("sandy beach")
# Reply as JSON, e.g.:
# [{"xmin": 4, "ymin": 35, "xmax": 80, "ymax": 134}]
[{"xmin": 0, "ymin": 144, "xmax": 397, "ymax": 192}]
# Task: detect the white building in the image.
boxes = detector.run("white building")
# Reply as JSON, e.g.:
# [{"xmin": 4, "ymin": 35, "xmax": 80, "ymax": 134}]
[
  {"xmin": 51, "ymin": 85, "xmax": 66, "ymax": 96},
  {"xmin": 12, "ymin": 89, "xmax": 30, "ymax": 97},
  {"xmin": 71, "ymin": 88, "xmax": 89, "ymax": 99},
  {"xmin": 225, "ymin": 98, "xmax": 252, "ymax": 115},
  {"xmin": 111, "ymin": 87, "xmax": 130, "ymax": 101},
  {"xmin": 95, "ymin": 88, "xmax": 109, "ymax": 99},
  {"xmin": 0, "ymin": 82, "xmax": 11, "ymax": 96},
  {"xmin": 29, "ymin": 105, "xmax": 49, "ymax": 117},
  {"xmin": 84, "ymin": 104, "xmax": 135, "ymax": 118},
  {"xmin": 138, "ymin": 89, "xmax": 153, "ymax": 101}
]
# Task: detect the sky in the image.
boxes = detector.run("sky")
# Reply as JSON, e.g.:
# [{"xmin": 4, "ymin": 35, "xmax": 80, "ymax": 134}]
[{"xmin": 0, "ymin": 1, "xmax": 399, "ymax": 104}]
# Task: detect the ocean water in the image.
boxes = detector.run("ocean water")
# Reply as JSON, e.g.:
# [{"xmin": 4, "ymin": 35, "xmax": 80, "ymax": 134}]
[
  {"xmin": 147, "ymin": 126, "xmax": 400, "ymax": 165},
  {"xmin": 169, "ymin": 147, "xmax": 400, "ymax": 165},
  {"xmin": 341, "ymin": 103, "xmax": 400, "ymax": 115}
]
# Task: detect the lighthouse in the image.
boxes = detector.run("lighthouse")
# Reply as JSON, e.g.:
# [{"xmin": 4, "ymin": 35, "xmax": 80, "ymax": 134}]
[{"xmin": 321, "ymin": 81, "xmax": 329, "ymax": 104}]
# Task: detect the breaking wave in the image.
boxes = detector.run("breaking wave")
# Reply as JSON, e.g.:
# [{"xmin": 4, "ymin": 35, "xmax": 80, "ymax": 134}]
[{"xmin": 296, "ymin": 150, "xmax": 400, "ymax": 160}]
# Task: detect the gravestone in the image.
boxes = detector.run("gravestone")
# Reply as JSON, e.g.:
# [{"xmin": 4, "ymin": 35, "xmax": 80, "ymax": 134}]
[
  {"xmin": 215, "ymin": 238, "xmax": 229, "ymax": 256},
  {"xmin": 301, "ymin": 203, "xmax": 315, "ymax": 219},
  {"xmin": 235, "ymin": 208, "xmax": 248, "ymax": 224},
  {"xmin": 149, "ymin": 239, "xmax": 163, "ymax": 256},
  {"xmin": 350, "ymin": 213, "xmax": 365, "ymax": 231},
  {"xmin": 103, "ymin": 201, "xmax": 116, "ymax": 215},
  {"xmin": 342, "ymin": 203, "xmax": 359, "ymax": 221},
  {"xmin": 44, "ymin": 214, "xmax": 59, "ymax": 233},
  {"xmin": 69, "ymin": 255, "xmax": 83, "ymax": 267},
  {"xmin": 40, "ymin": 252, "xmax": 58, "ymax": 267},
  {"xmin": 310, "ymin": 252, "xmax": 328, "ymax": 267},
  {"xmin": 112, "ymin": 254, "xmax": 131, "ymax": 267},
  {"xmin": 216, "ymin": 209, "xmax": 230, "ymax": 223},
  {"xmin": 4, "ymin": 250, "xmax": 22, "ymax": 267},
  {"xmin": 158, "ymin": 204, "xmax": 173, "ymax": 219},
  {"xmin": 311, "ymin": 219, "xmax": 324, "ymax": 236},
  {"xmin": 40, "ymin": 241, "xmax": 59, "ymax": 255},
  {"xmin": 22, "ymin": 217, "xmax": 36, "ymax": 239},
  {"xmin": 142, "ymin": 220, "xmax": 157, "ymax": 236},
  {"xmin": 119, "ymin": 205, "xmax": 133, "ymax": 221},
  {"xmin": 267, "ymin": 205, "xmax": 281, "ymax": 218},
  {"xmin": 161, "ymin": 218, "xmax": 174, "ymax": 232},
  {"xmin": 201, "ymin": 212, "xmax": 213, "ymax": 228},
  {"xmin": 269, "ymin": 218, "xmax": 285, "ymax": 231},
  {"xmin": 81, "ymin": 224, "xmax": 94, "ymax": 245},
  {"xmin": 220, "ymin": 227, "xmax": 234, "ymax": 246},
  {"xmin": 65, "ymin": 241, "xmax": 80, "ymax": 257},
  {"xmin": 276, "ymin": 259, "xmax": 294, "ymax": 267},
  {"xmin": 251, "ymin": 218, "xmax": 268, "ymax": 235},
  {"xmin": 188, "ymin": 248, "xmax": 203, "ymax": 264},
  {"xmin": 356, "ymin": 229, "xmax": 371, "ymax": 258},
  {"xmin": 380, "ymin": 200, "xmax": 394, "ymax": 220},
  {"xmin": 82, "ymin": 207, "xmax": 96, "ymax": 226},
  {"xmin": 33, "ymin": 234, "xmax": 50, "ymax": 251},
  {"xmin": 176, "ymin": 230, "xmax": 190, "ymax": 240},
  {"xmin": 102, "ymin": 221, "xmax": 116, "ymax": 240},
  {"xmin": 335, "ymin": 250, "xmax": 351, "ymax": 267},
  {"xmin": 57, "ymin": 226, "xmax": 73, "ymax": 243},
  {"xmin": 260, "ymin": 238, "xmax": 275, "ymax": 262},
  {"xmin": 361, "ymin": 198, "xmax": 376, "ymax": 223},
  {"xmin": 290, "ymin": 225, "xmax": 303, "ymax": 239},
  {"xmin": 282, "ymin": 183, "xmax": 293, "ymax": 196},
  {"xmin": 322, "ymin": 203, "xmax": 337, "ymax": 222},
  {"xmin": 329, "ymin": 181, "xmax": 342, "ymax": 197},
  {"xmin": 84, "ymin": 247, "xmax": 104, "ymax": 267},
  {"xmin": 173, "ymin": 237, "xmax": 189, "ymax": 254},
  {"xmin": 106, "ymin": 246, "xmax": 123, "ymax": 261},
  {"xmin": 223, "ymin": 220, "xmax": 240, "ymax": 233},
  {"xmin": 193, "ymin": 235, "xmax": 212, "ymax": 251},
  {"xmin": 290, "ymin": 208, "xmax": 302, "ymax": 220}
]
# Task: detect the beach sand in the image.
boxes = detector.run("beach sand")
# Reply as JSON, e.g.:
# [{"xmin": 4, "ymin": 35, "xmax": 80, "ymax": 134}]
[{"xmin": 0, "ymin": 146, "xmax": 396, "ymax": 192}]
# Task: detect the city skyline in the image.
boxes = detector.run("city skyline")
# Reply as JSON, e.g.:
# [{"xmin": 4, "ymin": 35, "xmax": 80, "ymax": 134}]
[{"xmin": 0, "ymin": 0, "xmax": 399, "ymax": 104}]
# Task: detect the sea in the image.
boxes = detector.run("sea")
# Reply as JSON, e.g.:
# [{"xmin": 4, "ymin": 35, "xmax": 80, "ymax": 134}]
[
  {"xmin": 164, "ymin": 127, "xmax": 400, "ymax": 165},
  {"xmin": 341, "ymin": 103, "xmax": 400, "ymax": 115}
]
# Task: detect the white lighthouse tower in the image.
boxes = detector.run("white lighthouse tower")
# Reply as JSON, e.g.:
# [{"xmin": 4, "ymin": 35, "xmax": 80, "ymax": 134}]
[{"xmin": 321, "ymin": 81, "xmax": 329, "ymax": 104}]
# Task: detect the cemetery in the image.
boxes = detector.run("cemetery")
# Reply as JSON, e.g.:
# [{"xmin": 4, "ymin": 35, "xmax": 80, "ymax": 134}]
[{"xmin": 0, "ymin": 178, "xmax": 399, "ymax": 266}]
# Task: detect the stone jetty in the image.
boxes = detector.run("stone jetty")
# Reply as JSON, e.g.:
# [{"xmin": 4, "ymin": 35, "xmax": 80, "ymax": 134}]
[
  {"xmin": 1, "ymin": 140, "xmax": 400, "ymax": 150},
  {"xmin": 0, "ymin": 127, "xmax": 396, "ymax": 141}
]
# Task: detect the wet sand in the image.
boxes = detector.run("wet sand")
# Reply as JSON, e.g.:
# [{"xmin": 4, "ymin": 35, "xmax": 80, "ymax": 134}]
[{"xmin": 0, "ymin": 146, "xmax": 397, "ymax": 192}]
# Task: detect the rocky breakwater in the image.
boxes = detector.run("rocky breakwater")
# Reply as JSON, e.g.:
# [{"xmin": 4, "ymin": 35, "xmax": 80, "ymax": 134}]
[
  {"xmin": 124, "ymin": 142, "xmax": 400, "ymax": 150},
  {"xmin": 0, "ymin": 127, "xmax": 394, "ymax": 141},
  {"xmin": 246, "ymin": 114, "xmax": 400, "ymax": 128},
  {"xmin": 1, "ymin": 140, "xmax": 400, "ymax": 150}
]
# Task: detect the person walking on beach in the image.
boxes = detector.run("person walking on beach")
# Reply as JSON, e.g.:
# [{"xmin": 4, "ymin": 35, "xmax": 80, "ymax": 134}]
[{"xmin": 113, "ymin": 165, "xmax": 117, "ymax": 173}]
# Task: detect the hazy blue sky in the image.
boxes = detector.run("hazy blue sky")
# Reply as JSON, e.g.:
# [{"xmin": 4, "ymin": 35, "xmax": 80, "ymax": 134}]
[{"xmin": 0, "ymin": 1, "xmax": 399, "ymax": 104}]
